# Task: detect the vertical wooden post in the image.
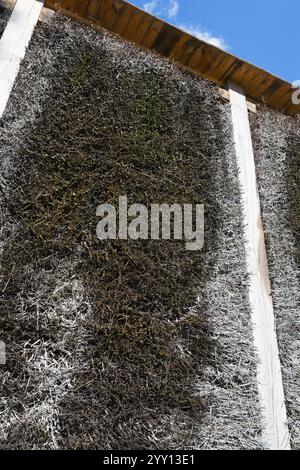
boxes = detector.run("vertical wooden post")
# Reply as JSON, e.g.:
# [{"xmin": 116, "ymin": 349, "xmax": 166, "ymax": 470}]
[
  {"xmin": 0, "ymin": 0, "xmax": 44, "ymax": 117},
  {"xmin": 229, "ymin": 81, "xmax": 290, "ymax": 450}
]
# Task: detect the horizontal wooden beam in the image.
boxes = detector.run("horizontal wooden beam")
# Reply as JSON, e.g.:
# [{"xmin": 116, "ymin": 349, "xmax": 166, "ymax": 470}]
[
  {"xmin": 44, "ymin": 0, "xmax": 299, "ymax": 116},
  {"xmin": 219, "ymin": 87, "xmax": 257, "ymax": 113}
]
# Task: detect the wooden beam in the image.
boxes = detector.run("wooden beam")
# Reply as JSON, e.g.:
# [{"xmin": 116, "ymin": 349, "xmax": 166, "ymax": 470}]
[
  {"xmin": 219, "ymin": 87, "xmax": 257, "ymax": 113},
  {"xmin": 0, "ymin": 0, "xmax": 44, "ymax": 117},
  {"xmin": 44, "ymin": 0, "xmax": 300, "ymax": 115},
  {"xmin": 229, "ymin": 81, "xmax": 291, "ymax": 450}
]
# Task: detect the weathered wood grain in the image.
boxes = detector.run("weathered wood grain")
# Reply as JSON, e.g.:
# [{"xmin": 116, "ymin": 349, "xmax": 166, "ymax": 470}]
[
  {"xmin": 229, "ymin": 81, "xmax": 291, "ymax": 450},
  {"xmin": 44, "ymin": 0, "xmax": 299, "ymax": 115}
]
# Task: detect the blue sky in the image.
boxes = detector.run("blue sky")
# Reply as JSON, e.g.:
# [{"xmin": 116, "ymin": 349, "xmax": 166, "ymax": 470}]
[{"xmin": 130, "ymin": 0, "xmax": 298, "ymax": 83}]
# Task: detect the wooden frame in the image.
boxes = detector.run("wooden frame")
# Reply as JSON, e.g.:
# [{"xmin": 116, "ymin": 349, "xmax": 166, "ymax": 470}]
[
  {"xmin": 0, "ymin": 0, "xmax": 294, "ymax": 450},
  {"xmin": 44, "ymin": 0, "xmax": 299, "ymax": 116}
]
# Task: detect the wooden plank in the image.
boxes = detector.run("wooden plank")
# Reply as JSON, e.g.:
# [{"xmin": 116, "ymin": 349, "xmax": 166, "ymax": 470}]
[
  {"xmin": 56, "ymin": 0, "xmax": 77, "ymax": 13},
  {"xmin": 127, "ymin": 12, "xmax": 154, "ymax": 45},
  {"xmin": 75, "ymin": 0, "xmax": 90, "ymax": 17},
  {"xmin": 229, "ymin": 81, "xmax": 291, "ymax": 450},
  {"xmin": 86, "ymin": 0, "xmax": 101, "ymax": 19},
  {"xmin": 167, "ymin": 32, "xmax": 193, "ymax": 62},
  {"xmin": 219, "ymin": 87, "xmax": 257, "ymax": 113},
  {"xmin": 108, "ymin": 2, "xmax": 135, "ymax": 36},
  {"xmin": 152, "ymin": 23, "xmax": 184, "ymax": 56},
  {"xmin": 0, "ymin": 0, "xmax": 44, "ymax": 117},
  {"xmin": 122, "ymin": 10, "xmax": 147, "ymax": 43},
  {"xmin": 44, "ymin": 0, "xmax": 300, "ymax": 115},
  {"xmin": 175, "ymin": 37, "xmax": 199, "ymax": 66},
  {"xmin": 140, "ymin": 17, "xmax": 164, "ymax": 49},
  {"xmin": 96, "ymin": 0, "xmax": 116, "ymax": 29}
]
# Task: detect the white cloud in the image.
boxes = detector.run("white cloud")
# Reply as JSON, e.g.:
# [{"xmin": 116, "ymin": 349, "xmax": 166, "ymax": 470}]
[
  {"xmin": 167, "ymin": 0, "xmax": 179, "ymax": 19},
  {"xmin": 143, "ymin": 0, "xmax": 180, "ymax": 20},
  {"xmin": 143, "ymin": 1, "xmax": 158, "ymax": 15},
  {"xmin": 142, "ymin": 3, "xmax": 227, "ymax": 50},
  {"xmin": 178, "ymin": 24, "xmax": 228, "ymax": 50}
]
